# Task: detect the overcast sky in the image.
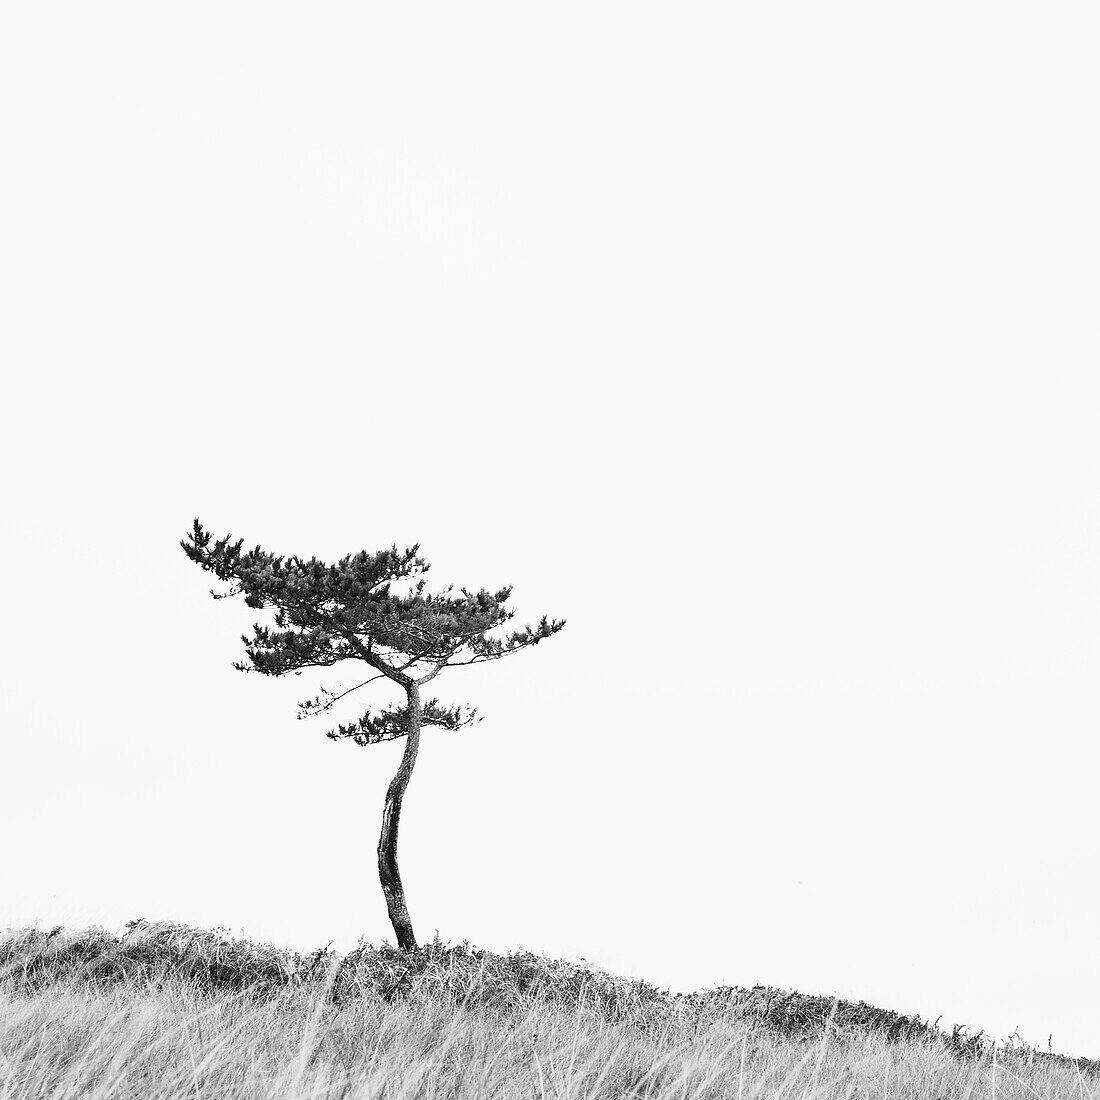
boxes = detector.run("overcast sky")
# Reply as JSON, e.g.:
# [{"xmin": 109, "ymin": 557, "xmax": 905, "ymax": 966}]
[{"xmin": 3, "ymin": 0, "xmax": 1098, "ymax": 1060}]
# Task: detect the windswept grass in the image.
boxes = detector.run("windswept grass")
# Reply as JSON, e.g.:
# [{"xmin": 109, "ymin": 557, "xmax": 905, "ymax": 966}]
[{"xmin": 0, "ymin": 921, "xmax": 1095, "ymax": 1099}]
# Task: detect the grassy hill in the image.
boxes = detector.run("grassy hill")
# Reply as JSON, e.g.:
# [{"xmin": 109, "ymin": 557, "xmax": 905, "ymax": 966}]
[{"xmin": 1, "ymin": 921, "xmax": 1094, "ymax": 1099}]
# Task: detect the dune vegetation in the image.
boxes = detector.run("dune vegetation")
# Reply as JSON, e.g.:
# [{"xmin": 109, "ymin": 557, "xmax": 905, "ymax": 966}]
[{"xmin": 1, "ymin": 921, "xmax": 1095, "ymax": 1099}]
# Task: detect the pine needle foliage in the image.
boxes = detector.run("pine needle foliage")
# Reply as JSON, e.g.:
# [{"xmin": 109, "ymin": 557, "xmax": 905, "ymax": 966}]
[{"xmin": 180, "ymin": 519, "xmax": 564, "ymax": 746}]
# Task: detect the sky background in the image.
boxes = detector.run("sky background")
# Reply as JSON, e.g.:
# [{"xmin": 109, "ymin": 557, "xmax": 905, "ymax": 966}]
[{"xmin": 3, "ymin": 0, "xmax": 1099, "ymax": 1059}]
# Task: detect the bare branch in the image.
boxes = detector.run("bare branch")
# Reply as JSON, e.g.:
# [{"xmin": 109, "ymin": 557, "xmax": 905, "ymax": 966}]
[{"xmin": 297, "ymin": 674, "xmax": 387, "ymax": 719}]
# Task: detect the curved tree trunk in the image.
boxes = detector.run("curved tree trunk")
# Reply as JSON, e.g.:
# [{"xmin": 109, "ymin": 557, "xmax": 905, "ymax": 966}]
[{"xmin": 377, "ymin": 682, "xmax": 421, "ymax": 950}]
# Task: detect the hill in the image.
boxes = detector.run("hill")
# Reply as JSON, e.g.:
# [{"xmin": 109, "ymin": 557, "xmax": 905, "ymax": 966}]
[{"xmin": 1, "ymin": 921, "xmax": 1095, "ymax": 1098}]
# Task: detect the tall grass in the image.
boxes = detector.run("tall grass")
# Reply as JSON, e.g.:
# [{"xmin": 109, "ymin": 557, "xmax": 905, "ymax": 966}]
[{"xmin": 1, "ymin": 922, "xmax": 1095, "ymax": 1099}]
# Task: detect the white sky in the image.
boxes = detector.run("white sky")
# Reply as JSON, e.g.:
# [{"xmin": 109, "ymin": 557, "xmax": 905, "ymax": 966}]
[{"xmin": 3, "ymin": 0, "xmax": 1099, "ymax": 1060}]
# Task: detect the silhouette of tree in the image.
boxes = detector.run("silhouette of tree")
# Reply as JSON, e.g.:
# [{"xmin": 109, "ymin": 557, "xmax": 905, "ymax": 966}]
[{"xmin": 182, "ymin": 519, "xmax": 564, "ymax": 949}]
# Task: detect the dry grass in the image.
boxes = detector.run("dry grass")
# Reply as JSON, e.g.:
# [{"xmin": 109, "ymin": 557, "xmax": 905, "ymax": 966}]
[{"xmin": 1, "ymin": 922, "xmax": 1095, "ymax": 1099}]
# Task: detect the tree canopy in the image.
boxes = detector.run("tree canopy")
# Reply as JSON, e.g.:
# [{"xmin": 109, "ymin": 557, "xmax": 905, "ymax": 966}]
[{"xmin": 181, "ymin": 519, "xmax": 563, "ymax": 742}]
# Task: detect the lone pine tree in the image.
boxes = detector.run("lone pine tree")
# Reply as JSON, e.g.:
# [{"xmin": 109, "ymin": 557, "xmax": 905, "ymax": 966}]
[{"xmin": 181, "ymin": 519, "xmax": 564, "ymax": 950}]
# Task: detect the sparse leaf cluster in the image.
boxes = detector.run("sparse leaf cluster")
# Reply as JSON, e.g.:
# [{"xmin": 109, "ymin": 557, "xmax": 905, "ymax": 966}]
[{"xmin": 326, "ymin": 699, "xmax": 478, "ymax": 747}]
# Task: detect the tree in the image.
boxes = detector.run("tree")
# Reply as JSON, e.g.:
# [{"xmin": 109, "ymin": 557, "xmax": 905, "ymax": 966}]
[{"xmin": 181, "ymin": 519, "xmax": 564, "ymax": 950}]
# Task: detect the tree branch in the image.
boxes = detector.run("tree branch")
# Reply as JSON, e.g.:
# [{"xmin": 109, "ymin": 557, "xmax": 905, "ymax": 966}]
[
  {"xmin": 416, "ymin": 662, "xmax": 446, "ymax": 685},
  {"xmin": 296, "ymin": 674, "xmax": 388, "ymax": 719}
]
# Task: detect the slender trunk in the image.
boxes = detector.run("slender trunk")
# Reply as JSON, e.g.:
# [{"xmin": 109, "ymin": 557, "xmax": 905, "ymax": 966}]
[{"xmin": 377, "ymin": 681, "xmax": 421, "ymax": 950}]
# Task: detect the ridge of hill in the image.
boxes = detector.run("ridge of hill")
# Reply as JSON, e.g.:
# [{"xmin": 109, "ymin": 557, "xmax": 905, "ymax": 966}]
[
  {"xmin": 1, "ymin": 920, "xmax": 1095, "ymax": 1099},
  {"xmin": 3, "ymin": 919, "xmax": 1094, "ymax": 1074}
]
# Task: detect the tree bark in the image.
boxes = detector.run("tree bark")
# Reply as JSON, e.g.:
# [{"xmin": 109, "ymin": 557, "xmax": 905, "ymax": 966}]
[{"xmin": 377, "ymin": 682, "xmax": 421, "ymax": 950}]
